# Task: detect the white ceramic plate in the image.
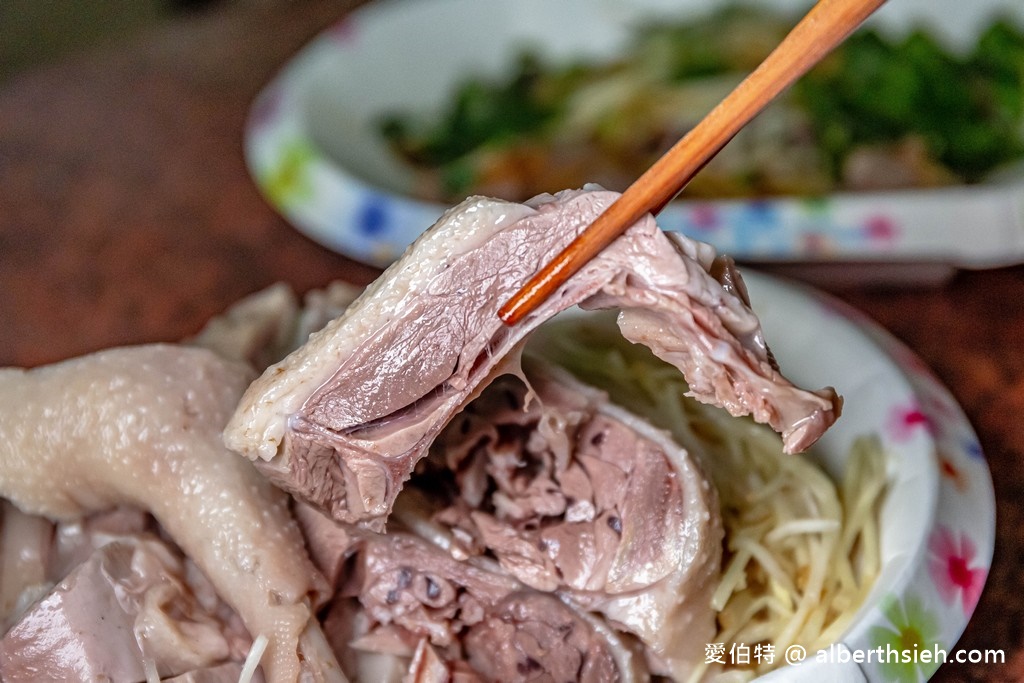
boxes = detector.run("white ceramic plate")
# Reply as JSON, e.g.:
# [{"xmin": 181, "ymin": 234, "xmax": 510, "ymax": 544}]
[
  {"xmin": 245, "ymin": 0, "xmax": 1024, "ymax": 273},
  {"xmin": 530, "ymin": 269, "xmax": 993, "ymax": 681},
  {"xmin": 742, "ymin": 270, "xmax": 994, "ymax": 681}
]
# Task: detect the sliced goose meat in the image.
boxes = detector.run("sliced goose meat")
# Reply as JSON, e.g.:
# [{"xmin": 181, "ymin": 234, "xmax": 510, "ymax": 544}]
[
  {"xmin": 292, "ymin": 359, "xmax": 716, "ymax": 680},
  {"xmin": 327, "ymin": 529, "xmax": 649, "ymax": 682},
  {"xmin": 0, "ymin": 538, "xmax": 252, "ymax": 682},
  {"xmin": 165, "ymin": 662, "xmax": 266, "ymax": 683},
  {"xmin": 0, "ymin": 500, "xmax": 53, "ymax": 633},
  {"xmin": 0, "ymin": 345, "xmax": 343, "ymax": 683},
  {"xmin": 419, "ymin": 360, "xmax": 720, "ymax": 679},
  {"xmin": 225, "ymin": 188, "xmax": 841, "ymax": 529}
]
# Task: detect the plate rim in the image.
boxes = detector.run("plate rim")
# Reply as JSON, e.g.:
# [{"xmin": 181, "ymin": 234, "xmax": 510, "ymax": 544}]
[
  {"xmin": 747, "ymin": 272, "xmax": 995, "ymax": 682},
  {"xmin": 244, "ymin": 0, "xmax": 1024, "ymax": 271}
]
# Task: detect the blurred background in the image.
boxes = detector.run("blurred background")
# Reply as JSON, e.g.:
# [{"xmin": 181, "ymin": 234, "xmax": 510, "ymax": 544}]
[{"xmin": 0, "ymin": 0, "xmax": 225, "ymax": 84}]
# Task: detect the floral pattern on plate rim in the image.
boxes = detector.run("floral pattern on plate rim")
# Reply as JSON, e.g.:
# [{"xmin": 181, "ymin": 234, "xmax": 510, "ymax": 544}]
[{"xmin": 822, "ymin": 293, "xmax": 995, "ymax": 683}]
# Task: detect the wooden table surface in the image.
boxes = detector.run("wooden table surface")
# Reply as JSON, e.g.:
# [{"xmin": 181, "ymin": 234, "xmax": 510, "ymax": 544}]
[{"xmin": 1, "ymin": 1, "xmax": 1021, "ymax": 680}]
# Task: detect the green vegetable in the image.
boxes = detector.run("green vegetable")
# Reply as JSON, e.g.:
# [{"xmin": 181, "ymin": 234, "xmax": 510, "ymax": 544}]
[
  {"xmin": 795, "ymin": 22, "xmax": 1024, "ymax": 181},
  {"xmin": 379, "ymin": 5, "xmax": 1024, "ymax": 200},
  {"xmin": 379, "ymin": 52, "xmax": 559, "ymax": 167}
]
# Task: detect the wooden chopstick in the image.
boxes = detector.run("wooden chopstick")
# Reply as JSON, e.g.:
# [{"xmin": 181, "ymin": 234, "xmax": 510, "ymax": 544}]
[{"xmin": 498, "ymin": 0, "xmax": 887, "ymax": 326}]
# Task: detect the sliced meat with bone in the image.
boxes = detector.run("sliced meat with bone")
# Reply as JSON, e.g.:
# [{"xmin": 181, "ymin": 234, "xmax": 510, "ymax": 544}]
[
  {"xmin": 225, "ymin": 188, "xmax": 841, "ymax": 530},
  {"xmin": 292, "ymin": 359, "xmax": 717, "ymax": 681},
  {"xmin": 462, "ymin": 592, "xmax": 624, "ymax": 683},
  {"xmin": 420, "ymin": 360, "xmax": 721, "ymax": 679},
  {"xmin": 332, "ymin": 530, "xmax": 649, "ymax": 682}
]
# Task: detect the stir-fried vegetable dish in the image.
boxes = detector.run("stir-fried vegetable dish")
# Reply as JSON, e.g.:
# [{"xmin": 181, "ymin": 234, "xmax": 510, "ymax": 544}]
[{"xmin": 380, "ymin": 5, "xmax": 1024, "ymax": 201}]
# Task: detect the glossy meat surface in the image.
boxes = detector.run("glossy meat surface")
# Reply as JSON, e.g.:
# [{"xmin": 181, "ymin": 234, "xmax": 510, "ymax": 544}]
[
  {"xmin": 293, "ymin": 360, "xmax": 719, "ymax": 680},
  {"xmin": 0, "ymin": 345, "xmax": 341, "ymax": 682},
  {"xmin": 226, "ymin": 188, "xmax": 840, "ymax": 529}
]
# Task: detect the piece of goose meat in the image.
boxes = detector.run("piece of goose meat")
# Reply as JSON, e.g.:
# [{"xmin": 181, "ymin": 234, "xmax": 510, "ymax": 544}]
[
  {"xmin": 0, "ymin": 345, "xmax": 343, "ymax": 683},
  {"xmin": 419, "ymin": 360, "xmax": 721, "ymax": 679},
  {"xmin": 225, "ymin": 187, "xmax": 841, "ymax": 529},
  {"xmin": 293, "ymin": 359, "xmax": 719, "ymax": 680},
  {"xmin": 325, "ymin": 529, "xmax": 650, "ymax": 682},
  {"xmin": 0, "ymin": 537, "xmax": 255, "ymax": 682},
  {"xmin": 0, "ymin": 500, "xmax": 53, "ymax": 633}
]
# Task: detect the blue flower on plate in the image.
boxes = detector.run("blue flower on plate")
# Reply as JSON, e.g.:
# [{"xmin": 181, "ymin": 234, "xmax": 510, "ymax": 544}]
[
  {"xmin": 961, "ymin": 437, "xmax": 985, "ymax": 461},
  {"xmin": 729, "ymin": 199, "xmax": 781, "ymax": 253},
  {"xmin": 356, "ymin": 192, "xmax": 390, "ymax": 237}
]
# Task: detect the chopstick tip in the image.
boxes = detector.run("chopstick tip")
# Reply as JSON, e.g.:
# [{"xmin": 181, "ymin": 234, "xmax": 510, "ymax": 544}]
[{"xmin": 497, "ymin": 293, "xmax": 527, "ymax": 326}]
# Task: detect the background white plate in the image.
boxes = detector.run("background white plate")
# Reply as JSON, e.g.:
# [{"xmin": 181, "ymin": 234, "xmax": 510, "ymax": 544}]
[{"xmin": 245, "ymin": 0, "xmax": 1024, "ymax": 274}]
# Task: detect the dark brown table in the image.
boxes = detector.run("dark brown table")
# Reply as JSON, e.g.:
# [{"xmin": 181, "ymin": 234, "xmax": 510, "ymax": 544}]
[{"xmin": 1, "ymin": 1, "xmax": 1021, "ymax": 680}]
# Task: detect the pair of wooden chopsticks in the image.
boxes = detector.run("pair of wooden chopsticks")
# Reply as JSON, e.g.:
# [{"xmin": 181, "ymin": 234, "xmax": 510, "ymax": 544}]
[{"xmin": 498, "ymin": 0, "xmax": 887, "ymax": 326}]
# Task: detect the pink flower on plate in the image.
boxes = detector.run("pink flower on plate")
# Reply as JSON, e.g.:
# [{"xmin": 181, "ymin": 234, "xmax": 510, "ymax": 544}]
[
  {"xmin": 886, "ymin": 401, "xmax": 933, "ymax": 441},
  {"xmin": 863, "ymin": 214, "xmax": 899, "ymax": 243},
  {"xmin": 928, "ymin": 526, "xmax": 986, "ymax": 615},
  {"xmin": 687, "ymin": 203, "xmax": 720, "ymax": 231}
]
